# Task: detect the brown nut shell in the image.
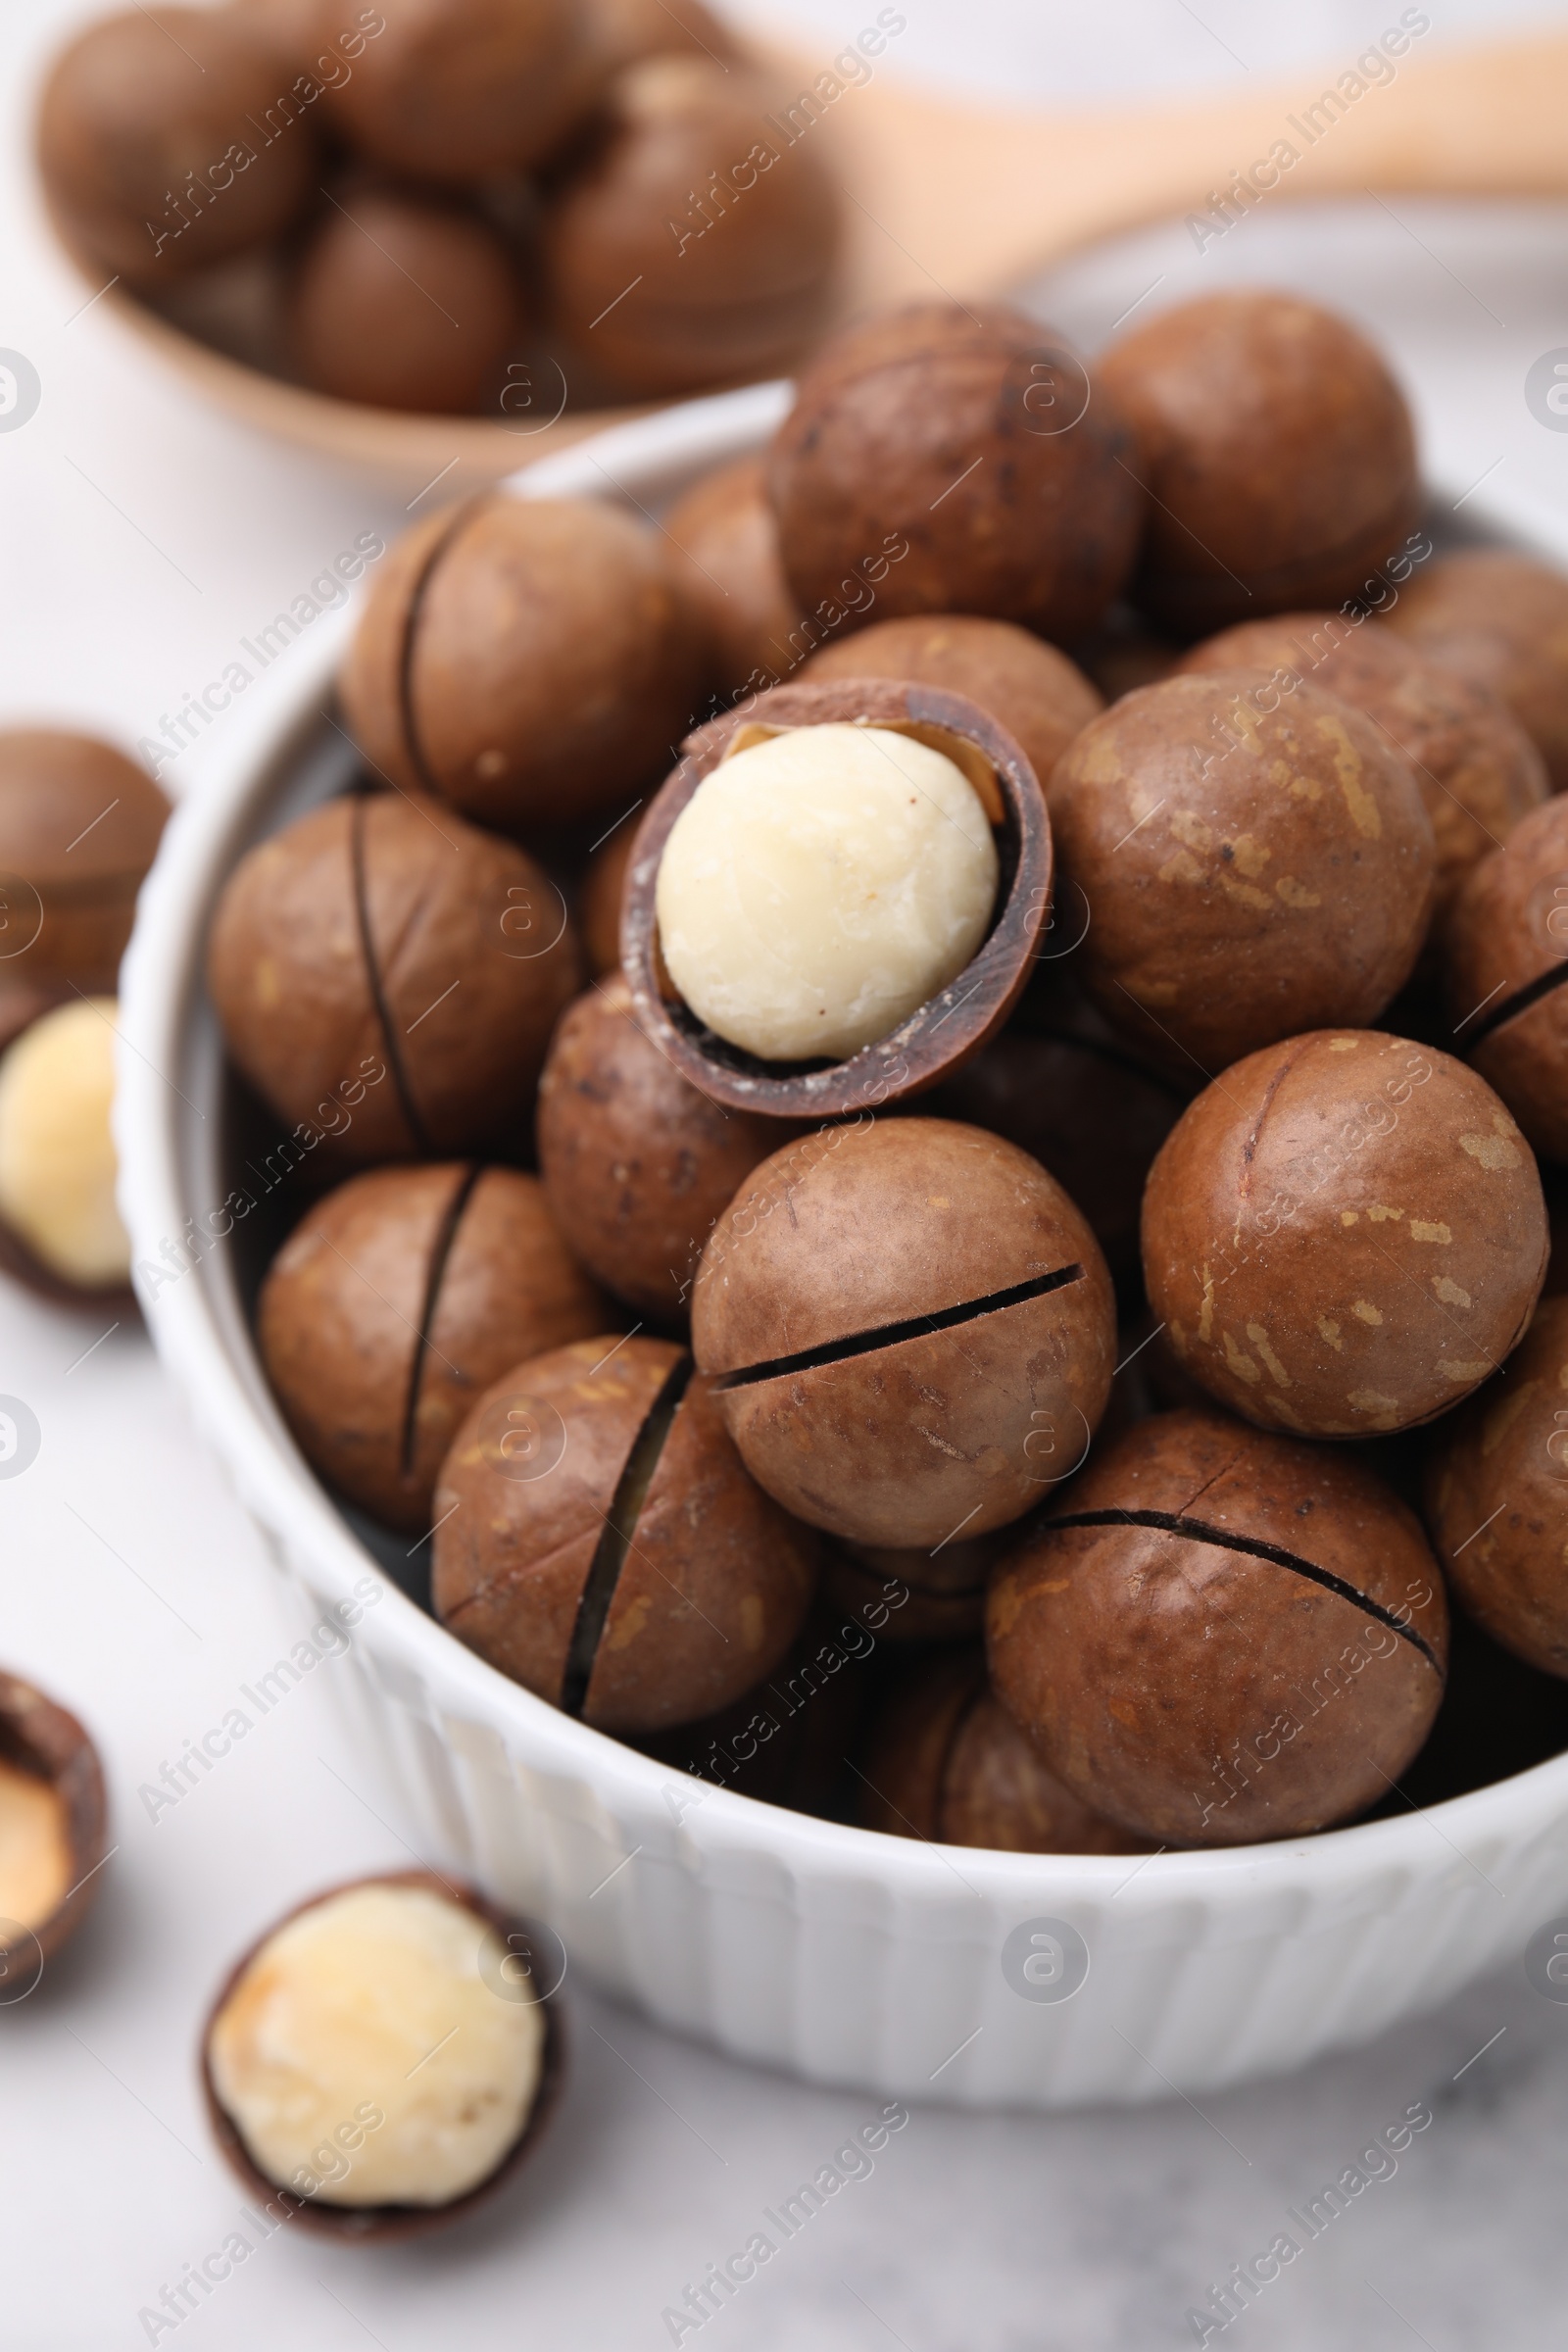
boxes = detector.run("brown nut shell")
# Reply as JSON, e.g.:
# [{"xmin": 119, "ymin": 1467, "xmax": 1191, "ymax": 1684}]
[
  {"xmin": 339, "ymin": 496, "xmax": 710, "ymax": 836},
  {"xmin": 0, "ymin": 730, "xmax": 168, "ymax": 993},
  {"xmin": 769, "ymin": 302, "xmax": 1141, "ymax": 644},
  {"xmin": 1142, "ymin": 1030, "xmax": 1548, "ymax": 1438},
  {"xmin": 288, "ymin": 190, "xmax": 524, "ymax": 416},
  {"xmin": 36, "ymin": 7, "xmax": 316, "ymax": 282},
  {"xmin": 620, "ymin": 676, "xmax": 1052, "ymax": 1119},
  {"xmin": 201, "ymin": 1872, "xmax": 564, "ymax": 2243},
  {"xmin": 1178, "ymin": 613, "xmax": 1548, "ymax": 915},
  {"xmin": 1048, "ymin": 670, "xmax": 1437, "ymax": 1076},
  {"xmin": 0, "ymin": 1669, "xmax": 109, "ymax": 1984},
  {"xmin": 1099, "ymin": 290, "xmax": 1421, "ymax": 634},
  {"xmin": 1424, "ymin": 1295, "xmax": 1568, "ymax": 1676},
  {"xmin": 858, "ymin": 1651, "xmax": 1150, "ymax": 1852},
  {"xmin": 259, "ymin": 1164, "xmax": 609, "ymax": 1533},
  {"xmin": 541, "ymin": 59, "xmax": 840, "ymax": 398},
  {"xmin": 1444, "ymin": 796, "xmax": 1568, "ymax": 1163},
  {"xmin": 207, "ymin": 790, "xmax": 581, "ymax": 1161},
  {"xmin": 662, "ymin": 457, "xmax": 808, "ymax": 699},
  {"xmin": 1386, "ymin": 550, "xmax": 1568, "ymax": 793},
  {"xmin": 433, "ymin": 1337, "xmax": 818, "ymax": 1733},
  {"xmin": 536, "ymin": 974, "xmax": 793, "ymax": 1321},
  {"xmin": 691, "ymin": 1116, "xmax": 1116, "ymax": 1548},
  {"xmin": 988, "ymin": 1408, "xmax": 1448, "ymax": 1845},
  {"xmin": 582, "ymin": 0, "xmax": 743, "ymax": 74},
  {"xmin": 823, "ymin": 1532, "xmax": 1004, "ymax": 1644},
  {"xmin": 801, "ymin": 613, "xmax": 1104, "ymax": 803},
  {"xmin": 578, "ymin": 828, "xmax": 635, "ymax": 977}
]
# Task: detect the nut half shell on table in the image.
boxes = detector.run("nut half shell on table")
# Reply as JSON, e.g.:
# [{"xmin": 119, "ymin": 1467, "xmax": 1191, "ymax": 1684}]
[
  {"xmin": 201, "ymin": 1872, "xmax": 564, "ymax": 2243},
  {"xmin": 0, "ymin": 1668, "xmax": 110, "ymax": 1993},
  {"xmin": 620, "ymin": 677, "xmax": 1053, "ymax": 1119}
]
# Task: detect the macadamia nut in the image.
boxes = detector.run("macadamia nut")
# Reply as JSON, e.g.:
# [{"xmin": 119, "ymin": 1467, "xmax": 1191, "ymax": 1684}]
[
  {"xmin": 0, "ymin": 1758, "xmax": 71, "ymax": 1932},
  {"xmin": 0, "ymin": 998, "xmax": 128, "ymax": 1288},
  {"xmin": 207, "ymin": 1883, "xmax": 544, "ymax": 2208},
  {"xmin": 655, "ymin": 724, "xmax": 998, "ymax": 1060}
]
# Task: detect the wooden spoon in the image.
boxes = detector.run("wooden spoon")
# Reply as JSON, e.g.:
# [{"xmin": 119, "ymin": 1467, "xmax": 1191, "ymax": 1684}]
[{"xmin": 49, "ymin": 26, "xmax": 1568, "ymax": 486}]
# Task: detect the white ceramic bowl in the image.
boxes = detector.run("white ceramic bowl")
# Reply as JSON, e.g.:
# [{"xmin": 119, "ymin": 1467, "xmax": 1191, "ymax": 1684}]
[{"xmin": 116, "ymin": 383, "xmax": 1568, "ymax": 2110}]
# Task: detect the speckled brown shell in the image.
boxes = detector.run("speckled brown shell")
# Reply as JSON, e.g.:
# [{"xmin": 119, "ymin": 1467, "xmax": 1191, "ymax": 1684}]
[
  {"xmin": 1424, "ymin": 1296, "xmax": 1568, "ymax": 1677},
  {"xmin": 536, "ymin": 974, "xmax": 794, "ymax": 1321},
  {"xmin": 36, "ymin": 6, "xmax": 316, "ymax": 282},
  {"xmin": 1444, "ymin": 795, "xmax": 1568, "ymax": 1163},
  {"xmin": 259, "ymin": 1164, "xmax": 609, "ymax": 1533},
  {"xmin": 858, "ymin": 1651, "xmax": 1150, "ymax": 1852},
  {"xmin": 339, "ymin": 496, "xmax": 710, "ymax": 835},
  {"xmin": 1141, "ymin": 1030, "xmax": 1548, "ymax": 1437},
  {"xmin": 987, "ymin": 1408, "xmax": 1448, "ymax": 1844},
  {"xmin": 1048, "ymin": 670, "xmax": 1436, "ymax": 1076},
  {"xmin": 0, "ymin": 1669, "xmax": 109, "ymax": 1974},
  {"xmin": 1178, "ymin": 613, "xmax": 1548, "ymax": 914},
  {"xmin": 206, "ymin": 790, "xmax": 581, "ymax": 1161},
  {"xmin": 0, "ymin": 730, "xmax": 167, "ymax": 993},
  {"xmin": 620, "ymin": 675, "xmax": 1052, "ymax": 1119},
  {"xmin": 201, "ymin": 1871, "xmax": 564, "ymax": 2244},
  {"xmin": 801, "ymin": 613, "xmax": 1104, "ymax": 802},
  {"xmin": 690, "ymin": 1116, "xmax": 1116, "ymax": 1547},
  {"xmin": 1098, "ymin": 290, "xmax": 1421, "ymax": 634},
  {"xmin": 432, "ymin": 1335, "xmax": 818, "ymax": 1732},
  {"xmin": 662, "ymin": 457, "xmax": 808, "ymax": 699},
  {"xmin": 768, "ymin": 302, "xmax": 1142, "ymax": 644},
  {"xmin": 541, "ymin": 57, "xmax": 840, "ymax": 398},
  {"xmin": 1386, "ymin": 550, "xmax": 1568, "ymax": 793}
]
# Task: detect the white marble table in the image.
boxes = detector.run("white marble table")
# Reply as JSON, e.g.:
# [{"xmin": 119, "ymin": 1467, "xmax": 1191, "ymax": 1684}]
[{"xmin": 4, "ymin": 3, "xmax": 1568, "ymax": 2344}]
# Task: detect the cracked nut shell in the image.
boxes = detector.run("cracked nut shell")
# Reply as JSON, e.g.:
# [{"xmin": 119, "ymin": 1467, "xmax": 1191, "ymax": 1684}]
[
  {"xmin": 987, "ymin": 1407, "xmax": 1449, "ymax": 1844},
  {"xmin": 1141, "ymin": 1030, "xmax": 1548, "ymax": 1438},
  {"xmin": 690, "ymin": 1116, "xmax": 1116, "ymax": 1548},
  {"xmin": 1444, "ymin": 795, "xmax": 1568, "ymax": 1163}
]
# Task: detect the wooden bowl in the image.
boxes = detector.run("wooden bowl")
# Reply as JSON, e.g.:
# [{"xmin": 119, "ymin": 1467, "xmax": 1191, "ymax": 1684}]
[{"xmin": 620, "ymin": 676, "xmax": 1051, "ymax": 1119}]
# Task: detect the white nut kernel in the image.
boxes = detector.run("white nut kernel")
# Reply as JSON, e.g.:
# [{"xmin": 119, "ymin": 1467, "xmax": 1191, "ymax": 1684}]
[
  {"xmin": 0, "ymin": 1757, "xmax": 71, "ymax": 1931},
  {"xmin": 0, "ymin": 998, "xmax": 129, "ymax": 1287}
]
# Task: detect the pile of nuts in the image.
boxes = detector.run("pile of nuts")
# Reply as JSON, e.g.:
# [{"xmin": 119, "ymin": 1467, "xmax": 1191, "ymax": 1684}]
[
  {"xmin": 34, "ymin": 0, "xmax": 851, "ymax": 415},
  {"xmin": 190, "ymin": 283, "xmax": 1568, "ymax": 1861}
]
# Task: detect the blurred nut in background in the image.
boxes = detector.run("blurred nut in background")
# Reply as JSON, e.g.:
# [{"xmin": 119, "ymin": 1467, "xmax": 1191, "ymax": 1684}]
[
  {"xmin": 1445, "ymin": 795, "xmax": 1568, "ymax": 1162},
  {"xmin": 288, "ymin": 189, "xmax": 525, "ymax": 415},
  {"xmin": 542, "ymin": 58, "xmax": 840, "ymax": 397},
  {"xmin": 1049, "ymin": 671, "xmax": 1437, "ymax": 1074},
  {"xmin": 260, "ymin": 1163, "xmax": 609, "ymax": 1533},
  {"xmin": 36, "ymin": 7, "xmax": 317, "ymax": 283},
  {"xmin": 207, "ymin": 791, "xmax": 581, "ymax": 1161},
  {"xmin": 434, "ymin": 1336, "xmax": 818, "ymax": 1732},
  {"xmin": 1142, "ymin": 1031, "xmax": 1548, "ymax": 1437},
  {"xmin": 769, "ymin": 302, "xmax": 1142, "ymax": 644},
  {"xmin": 1387, "ymin": 549, "xmax": 1568, "ymax": 792},
  {"xmin": 582, "ymin": 0, "xmax": 742, "ymax": 75},
  {"xmin": 1100, "ymin": 289, "xmax": 1421, "ymax": 634},
  {"xmin": 536, "ymin": 974, "xmax": 792, "ymax": 1321},
  {"xmin": 0, "ymin": 1668, "xmax": 109, "ymax": 1981},
  {"xmin": 340, "ymin": 496, "xmax": 710, "ymax": 834},
  {"xmin": 0, "ymin": 999, "xmax": 130, "ymax": 1299},
  {"xmin": 1424, "ymin": 1295, "xmax": 1568, "ymax": 1677},
  {"xmin": 577, "ymin": 826, "xmax": 636, "ymax": 977},
  {"xmin": 663, "ymin": 457, "xmax": 808, "ymax": 694},
  {"xmin": 0, "ymin": 729, "xmax": 168, "ymax": 995}
]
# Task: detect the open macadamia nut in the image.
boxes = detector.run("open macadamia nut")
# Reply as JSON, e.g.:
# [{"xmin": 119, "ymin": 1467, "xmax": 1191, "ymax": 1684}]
[
  {"xmin": 1424, "ymin": 1295, "xmax": 1568, "ymax": 1677},
  {"xmin": 207, "ymin": 790, "xmax": 581, "ymax": 1162},
  {"xmin": 536, "ymin": 973, "xmax": 792, "ymax": 1321},
  {"xmin": 690, "ymin": 1117, "xmax": 1116, "ymax": 1548},
  {"xmin": 1387, "ymin": 550, "xmax": 1568, "ymax": 793},
  {"xmin": 0, "ymin": 1668, "xmax": 109, "ymax": 1986},
  {"xmin": 801, "ymin": 614, "xmax": 1104, "ymax": 802},
  {"xmin": 858, "ymin": 1651, "xmax": 1149, "ymax": 1852},
  {"xmin": 287, "ymin": 189, "xmax": 525, "ymax": 415},
  {"xmin": 988, "ymin": 1409, "xmax": 1448, "ymax": 1845},
  {"xmin": 542, "ymin": 57, "xmax": 840, "ymax": 398},
  {"xmin": 36, "ymin": 6, "xmax": 316, "ymax": 283},
  {"xmin": 204, "ymin": 1874, "xmax": 561, "ymax": 2239},
  {"xmin": 1178, "ymin": 614, "xmax": 1548, "ymax": 914},
  {"xmin": 0, "ymin": 999, "xmax": 131, "ymax": 1301},
  {"xmin": 1099, "ymin": 290, "xmax": 1421, "ymax": 633},
  {"xmin": 433, "ymin": 1336, "xmax": 818, "ymax": 1732},
  {"xmin": 340, "ymin": 496, "xmax": 710, "ymax": 836},
  {"xmin": 622, "ymin": 677, "xmax": 1050, "ymax": 1118},
  {"xmin": 260, "ymin": 1164, "xmax": 609, "ymax": 1533},
  {"xmin": 770, "ymin": 304, "xmax": 1140, "ymax": 645},
  {"xmin": 1444, "ymin": 796, "xmax": 1568, "ymax": 1163},
  {"xmin": 1142, "ymin": 1031, "xmax": 1548, "ymax": 1437},
  {"xmin": 1049, "ymin": 670, "xmax": 1437, "ymax": 1074}
]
